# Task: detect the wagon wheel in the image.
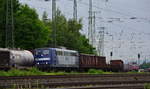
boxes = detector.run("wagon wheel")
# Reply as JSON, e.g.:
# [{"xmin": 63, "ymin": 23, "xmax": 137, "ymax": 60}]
[
  {"xmin": 9, "ymin": 60, "xmax": 18, "ymax": 69},
  {"xmin": 12, "ymin": 64, "xmax": 18, "ymax": 69}
]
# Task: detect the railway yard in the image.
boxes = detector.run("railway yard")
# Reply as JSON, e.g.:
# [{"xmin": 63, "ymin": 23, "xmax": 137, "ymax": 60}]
[
  {"xmin": 0, "ymin": 74, "xmax": 150, "ymax": 89},
  {"xmin": 1, "ymin": 0, "xmax": 150, "ymax": 89}
]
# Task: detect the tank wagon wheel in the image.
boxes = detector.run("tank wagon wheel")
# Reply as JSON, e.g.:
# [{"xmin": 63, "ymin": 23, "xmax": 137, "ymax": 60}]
[{"xmin": 12, "ymin": 64, "xmax": 18, "ymax": 69}]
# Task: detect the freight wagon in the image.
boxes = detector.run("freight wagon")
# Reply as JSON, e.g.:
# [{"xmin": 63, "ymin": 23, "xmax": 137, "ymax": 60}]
[
  {"xmin": 79, "ymin": 54, "xmax": 107, "ymax": 71},
  {"xmin": 0, "ymin": 48, "xmax": 34, "ymax": 69},
  {"xmin": 124, "ymin": 64, "xmax": 139, "ymax": 72},
  {"xmin": 110, "ymin": 60, "xmax": 124, "ymax": 72}
]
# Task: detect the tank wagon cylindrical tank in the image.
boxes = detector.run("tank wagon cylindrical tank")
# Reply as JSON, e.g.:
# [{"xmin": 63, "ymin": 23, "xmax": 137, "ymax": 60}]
[{"xmin": 0, "ymin": 48, "xmax": 34, "ymax": 69}]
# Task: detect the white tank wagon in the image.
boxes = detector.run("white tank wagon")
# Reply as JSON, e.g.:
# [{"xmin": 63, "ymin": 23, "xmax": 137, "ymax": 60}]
[{"xmin": 0, "ymin": 48, "xmax": 34, "ymax": 69}]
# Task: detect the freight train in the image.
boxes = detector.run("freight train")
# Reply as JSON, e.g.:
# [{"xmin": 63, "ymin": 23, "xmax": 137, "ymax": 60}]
[
  {"xmin": 0, "ymin": 48, "xmax": 124, "ymax": 72},
  {"xmin": 34, "ymin": 48, "xmax": 124, "ymax": 72}
]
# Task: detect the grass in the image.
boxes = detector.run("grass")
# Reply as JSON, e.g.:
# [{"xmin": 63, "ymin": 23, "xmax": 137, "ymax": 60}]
[
  {"xmin": 88, "ymin": 69, "xmax": 113, "ymax": 74},
  {"xmin": 0, "ymin": 68, "xmax": 114, "ymax": 76},
  {"xmin": 0, "ymin": 67, "xmax": 46, "ymax": 76},
  {"xmin": 1, "ymin": 68, "xmax": 149, "ymax": 76},
  {"xmin": 145, "ymin": 83, "xmax": 150, "ymax": 89},
  {"xmin": 126, "ymin": 70, "xmax": 147, "ymax": 74},
  {"xmin": 88, "ymin": 69, "xmax": 104, "ymax": 74},
  {"xmin": 0, "ymin": 68, "xmax": 70, "ymax": 76}
]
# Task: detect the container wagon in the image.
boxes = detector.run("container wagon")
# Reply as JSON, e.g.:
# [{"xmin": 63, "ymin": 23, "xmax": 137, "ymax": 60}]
[{"xmin": 79, "ymin": 54, "xmax": 107, "ymax": 71}]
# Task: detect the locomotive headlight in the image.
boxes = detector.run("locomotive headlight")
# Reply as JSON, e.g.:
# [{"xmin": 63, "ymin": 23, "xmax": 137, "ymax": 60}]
[
  {"xmin": 37, "ymin": 62, "xmax": 39, "ymax": 65},
  {"xmin": 46, "ymin": 62, "xmax": 48, "ymax": 64}
]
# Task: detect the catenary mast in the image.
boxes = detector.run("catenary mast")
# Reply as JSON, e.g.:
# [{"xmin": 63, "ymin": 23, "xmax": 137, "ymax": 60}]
[
  {"xmin": 5, "ymin": 0, "xmax": 14, "ymax": 48},
  {"xmin": 52, "ymin": 0, "xmax": 57, "ymax": 47},
  {"xmin": 73, "ymin": 0, "xmax": 77, "ymax": 20},
  {"xmin": 88, "ymin": 0, "xmax": 92, "ymax": 45}
]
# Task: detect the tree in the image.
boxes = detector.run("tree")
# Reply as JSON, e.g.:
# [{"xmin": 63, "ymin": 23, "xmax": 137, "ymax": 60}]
[
  {"xmin": 140, "ymin": 62, "xmax": 150, "ymax": 69},
  {"xmin": 0, "ymin": 0, "xmax": 5, "ymax": 47},
  {"xmin": 14, "ymin": 5, "xmax": 51, "ymax": 49},
  {"xmin": 0, "ymin": 0, "xmax": 51, "ymax": 49},
  {"xmin": 0, "ymin": 0, "xmax": 95, "ymax": 54},
  {"xmin": 45, "ymin": 10, "xmax": 95, "ymax": 54}
]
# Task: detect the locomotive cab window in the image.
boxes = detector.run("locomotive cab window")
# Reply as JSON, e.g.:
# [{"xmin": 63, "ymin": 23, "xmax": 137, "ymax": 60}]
[
  {"xmin": 35, "ymin": 49, "xmax": 50, "ymax": 56},
  {"xmin": 43, "ymin": 50, "xmax": 49, "ymax": 55},
  {"xmin": 35, "ymin": 50, "xmax": 42, "ymax": 55}
]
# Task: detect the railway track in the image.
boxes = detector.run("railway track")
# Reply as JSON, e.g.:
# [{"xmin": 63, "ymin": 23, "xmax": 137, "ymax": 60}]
[
  {"xmin": 53, "ymin": 84, "xmax": 144, "ymax": 89},
  {"xmin": 0, "ymin": 73, "xmax": 150, "ymax": 89}
]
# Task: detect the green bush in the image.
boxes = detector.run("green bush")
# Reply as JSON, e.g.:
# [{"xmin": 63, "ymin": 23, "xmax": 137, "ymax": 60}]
[
  {"xmin": 0, "ymin": 68, "xmax": 113, "ymax": 76},
  {"xmin": 0, "ymin": 71, "xmax": 8, "ymax": 76},
  {"xmin": 88, "ymin": 69, "xmax": 104, "ymax": 74},
  {"xmin": 28, "ymin": 67, "xmax": 45, "ymax": 75},
  {"xmin": 145, "ymin": 83, "xmax": 150, "ymax": 89}
]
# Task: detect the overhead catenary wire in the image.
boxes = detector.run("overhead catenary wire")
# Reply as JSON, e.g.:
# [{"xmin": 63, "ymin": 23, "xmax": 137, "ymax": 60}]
[{"xmin": 19, "ymin": 0, "xmax": 150, "ymax": 63}]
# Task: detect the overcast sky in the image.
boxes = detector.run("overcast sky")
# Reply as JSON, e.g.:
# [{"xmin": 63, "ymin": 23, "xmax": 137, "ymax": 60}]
[{"xmin": 19, "ymin": 0, "xmax": 150, "ymax": 64}]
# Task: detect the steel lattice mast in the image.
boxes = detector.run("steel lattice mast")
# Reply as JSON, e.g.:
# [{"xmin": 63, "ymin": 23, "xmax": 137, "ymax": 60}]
[
  {"xmin": 88, "ymin": 0, "xmax": 93, "ymax": 45},
  {"xmin": 5, "ymin": 0, "xmax": 14, "ymax": 48},
  {"xmin": 98, "ymin": 27, "xmax": 105, "ymax": 56},
  {"xmin": 52, "ymin": 0, "xmax": 57, "ymax": 47},
  {"xmin": 73, "ymin": 0, "xmax": 77, "ymax": 20}
]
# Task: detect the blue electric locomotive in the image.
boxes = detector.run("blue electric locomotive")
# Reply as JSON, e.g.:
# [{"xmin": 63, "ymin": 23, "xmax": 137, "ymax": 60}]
[{"xmin": 34, "ymin": 48, "xmax": 79, "ymax": 70}]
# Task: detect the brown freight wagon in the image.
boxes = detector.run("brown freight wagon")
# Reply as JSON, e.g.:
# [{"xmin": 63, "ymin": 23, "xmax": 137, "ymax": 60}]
[
  {"xmin": 110, "ymin": 60, "xmax": 124, "ymax": 72},
  {"xmin": 79, "ymin": 54, "xmax": 107, "ymax": 71}
]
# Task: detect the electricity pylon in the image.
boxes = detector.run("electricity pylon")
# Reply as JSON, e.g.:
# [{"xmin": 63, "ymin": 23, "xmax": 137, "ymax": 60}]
[
  {"xmin": 73, "ymin": 0, "xmax": 77, "ymax": 20},
  {"xmin": 88, "ymin": 0, "xmax": 92, "ymax": 44},
  {"xmin": 52, "ymin": 0, "xmax": 57, "ymax": 47},
  {"xmin": 5, "ymin": 0, "xmax": 14, "ymax": 48}
]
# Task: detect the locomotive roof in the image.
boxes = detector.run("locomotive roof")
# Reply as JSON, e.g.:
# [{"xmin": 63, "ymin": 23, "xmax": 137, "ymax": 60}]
[
  {"xmin": 55, "ymin": 48, "xmax": 78, "ymax": 53},
  {"xmin": 35, "ymin": 48, "xmax": 78, "ymax": 53}
]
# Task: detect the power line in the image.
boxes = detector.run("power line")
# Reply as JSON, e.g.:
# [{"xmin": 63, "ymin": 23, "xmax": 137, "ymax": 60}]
[{"xmin": 79, "ymin": 1, "xmax": 132, "ymax": 17}]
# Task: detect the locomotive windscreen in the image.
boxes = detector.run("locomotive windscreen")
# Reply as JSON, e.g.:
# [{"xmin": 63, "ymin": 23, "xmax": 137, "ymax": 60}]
[
  {"xmin": 0, "ymin": 50, "xmax": 10, "ymax": 66},
  {"xmin": 35, "ymin": 49, "xmax": 50, "ymax": 60}
]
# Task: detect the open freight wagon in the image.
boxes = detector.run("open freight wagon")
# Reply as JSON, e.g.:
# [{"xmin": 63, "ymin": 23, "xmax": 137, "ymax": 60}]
[
  {"xmin": 109, "ymin": 60, "xmax": 124, "ymax": 72},
  {"xmin": 79, "ymin": 54, "xmax": 107, "ymax": 71}
]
